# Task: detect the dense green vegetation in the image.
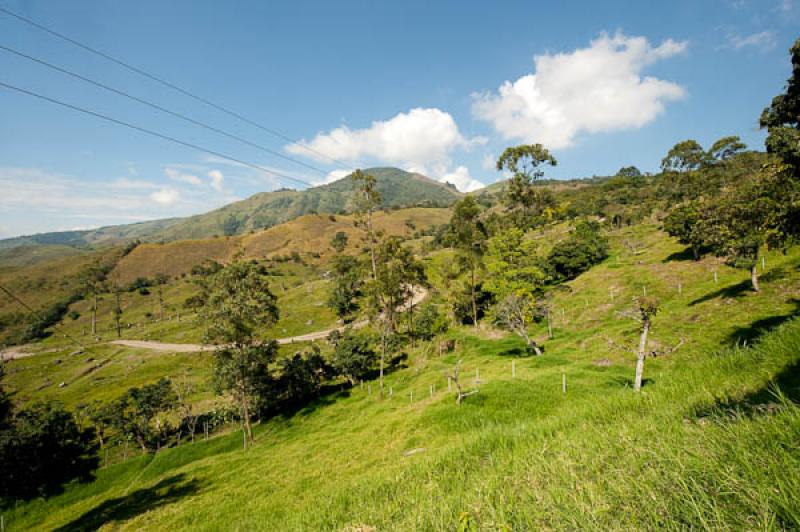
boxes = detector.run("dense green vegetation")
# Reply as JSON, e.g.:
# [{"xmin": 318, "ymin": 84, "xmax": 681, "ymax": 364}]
[{"xmin": 1, "ymin": 34, "xmax": 799, "ymax": 532}]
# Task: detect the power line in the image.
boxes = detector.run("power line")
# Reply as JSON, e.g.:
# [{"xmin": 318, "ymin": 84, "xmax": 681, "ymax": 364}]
[
  {"xmin": 0, "ymin": 80, "xmax": 315, "ymax": 188},
  {"xmin": 0, "ymin": 6, "xmax": 355, "ymax": 168},
  {"xmin": 0, "ymin": 43, "xmax": 329, "ymax": 176}
]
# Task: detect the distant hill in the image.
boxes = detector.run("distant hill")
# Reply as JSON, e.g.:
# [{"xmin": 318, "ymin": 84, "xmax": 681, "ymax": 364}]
[
  {"xmin": 157, "ymin": 167, "xmax": 461, "ymax": 241},
  {"xmin": 0, "ymin": 168, "xmax": 461, "ymax": 250}
]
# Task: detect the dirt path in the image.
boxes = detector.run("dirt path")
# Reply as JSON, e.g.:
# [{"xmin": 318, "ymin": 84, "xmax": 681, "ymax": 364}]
[
  {"xmin": 109, "ymin": 286, "xmax": 428, "ymax": 353},
  {"xmin": 0, "ymin": 346, "xmax": 37, "ymax": 361}
]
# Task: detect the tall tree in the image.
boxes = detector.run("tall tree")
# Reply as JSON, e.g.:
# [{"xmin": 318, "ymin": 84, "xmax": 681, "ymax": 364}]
[
  {"xmin": 154, "ymin": 273, "xmax": 168, "ymax": 321},
  {"xmin": 496, "ymin": 144, "xmax": 558, "ymax": 227},
  {"xmin": 371, "ymin": 236, "xmax": 425, "ymax": 392},
  {"xmin": 708, "ymin": 136, "xmax": 747, "ymax": 162},
  {"xmin": 661, "ymin": 140, "xmax": 708, "ymax": 173},
  {"xmin": 700, "ymin": 161, "xmax": 800, "ymax": 292},
  {"xmin": 80, "ymin": 262, "xmax": 107, "ymax": 336},
  {"xmin": 110, "ymin": 378, "xmax": 177, "ymax": 452},
  {"xmin": 664, "ymin": 201, "xmax": 708, "ymax": 261},
  {"xmin": 484, "ymin": 228, "xmax": 549, "ymax": 354},
  {"xmin": 327, "ymin": 254, "xmax": 362, "ymax": 323},
  {"xmin": 447, "ymin": 195, "xmax": 487, "ymax": 328},
  {"xmin": 351, "ymin": 170, "xmax": 382, "ymax": 285},
  {"xmin": 112, "ymin": 284, "xmax": 123, "ymax": 338},
  {"xmin": 201, "ymin": 261, "xmax": 280, "ymax": 448},
  {"xmin": 760, "ymin": 37, "xmax": 800, "ymax": 172}
]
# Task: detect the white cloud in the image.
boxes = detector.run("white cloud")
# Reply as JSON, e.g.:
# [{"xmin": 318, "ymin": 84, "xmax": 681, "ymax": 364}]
[
  {"xmin": 472, "ymin": 32, "xmax": 687, "ymax": 149},
  {"xmin": 439, "ymin": 166, "xmax": 485, "ymax": 193},
  {"xmin": 111, "ymin": 177, "xmax": 159, "ymax": 190},
  {"xmin": 208, "ymin": 170, "xmax": 224, "ymax": 191},
  {"xmin": 150, "ymin": 187, "xmax": 181, "ymax": 206},
  {"xmin": 165, "ymin": 166, "xmax": 202, "ymax": 186},
  {"xmin": 287, "ymin": 107, "xmax": 486, "ymax": 171},
  {"xmin": 725, "ymin": 30, "xmax": 777, "ymax": 51}
]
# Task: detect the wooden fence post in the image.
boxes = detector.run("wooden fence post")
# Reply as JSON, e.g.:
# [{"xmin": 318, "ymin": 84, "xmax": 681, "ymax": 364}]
[
  {"xmin": 562, "ymin": 372, "xmax": 567, "ymax": 394},
  {"xmin": 714, "ymin": 271, "xmax": 718, "ymax": 284},
  {"xmin": 448, "ymin": 376, "xmax": 452, "ymax": 392},
  {"xmin": 512, "ymin": 360, "xmax": 516, "ymax": 378}
]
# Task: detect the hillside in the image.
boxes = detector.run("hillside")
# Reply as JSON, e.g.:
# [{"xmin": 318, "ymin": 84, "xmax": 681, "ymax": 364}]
[
  {"xmin": 0, "ymin": 168, "xmax": 461, "ymax": 250},
  {"xmin": 111, "ymin": 207, "xmax": 451, "ymax": 284},
  {"xmin": 3, "ymin": 224, "xmax": 799, "ymax": 529}
]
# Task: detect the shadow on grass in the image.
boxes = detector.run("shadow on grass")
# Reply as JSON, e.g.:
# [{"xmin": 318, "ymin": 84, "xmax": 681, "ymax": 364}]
[
  {"xmin": 725, "ymin": 299, "xmax": 800, "ymax": 346},
  {"xmin": 693, "ymin": 359, "xmax": 800, "ymax": 420},
  {"xmin": 55, "ymin": 474, "xmax": 202, "ymax": 532},
  {"xmin": 608, "ymin": 376, "xmax": 655, "ymax": 389},
  {"xmin": 689, "ymin": 278, "xmax": 753, "ymax": 306},
  {"xmin": 663, "ymin": 246, "xmax": 698, "ymax": 262}
]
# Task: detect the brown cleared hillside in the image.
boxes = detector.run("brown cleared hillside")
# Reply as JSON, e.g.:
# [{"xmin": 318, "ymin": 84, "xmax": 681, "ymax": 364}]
[{"xmin": 112, "ymin": 208, "xmax": 450, "ymax": 283}]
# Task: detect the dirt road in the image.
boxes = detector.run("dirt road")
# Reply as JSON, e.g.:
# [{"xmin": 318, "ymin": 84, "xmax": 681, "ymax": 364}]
[{"xmin": 109, "ymin": 286, "xmax": 428, "ymax": 353}]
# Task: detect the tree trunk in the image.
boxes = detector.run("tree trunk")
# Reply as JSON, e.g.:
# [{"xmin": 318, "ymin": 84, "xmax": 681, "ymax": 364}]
[
  {"xmin": 471, "ymin": 265, "xmax": 478, "ymax": 328},
  {"xmin": 91, "ymin": 294, "xmax": 97, "ymax": 335},
  {"xmin": 634, "ymin": 320, "xmax": 650, "ymax": 392},
  {"xmin": 379, "ymin": 327, "xmax": 386, "ymax": 395},
  {"xmin": 546, "ymin": 308, "xmax": 553, "ymax": 339},
  {"xmin": 751, "ymin": 263, "xmax": 760, "ymax": 293},
  {"xmin": 692, "ymin": 245, "xmax": 700, "ymax": 261}
]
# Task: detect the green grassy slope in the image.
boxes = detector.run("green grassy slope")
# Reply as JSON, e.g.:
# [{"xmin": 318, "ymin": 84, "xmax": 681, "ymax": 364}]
[{"xmin": 3, "ymin": 224, "xmax": 800, "ymax": 530}]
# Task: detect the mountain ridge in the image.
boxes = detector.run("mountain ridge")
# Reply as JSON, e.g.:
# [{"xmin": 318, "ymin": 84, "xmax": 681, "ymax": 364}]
[{"xmin": 0, "ymin": 167, "xmax": 461, "ymax": 250}]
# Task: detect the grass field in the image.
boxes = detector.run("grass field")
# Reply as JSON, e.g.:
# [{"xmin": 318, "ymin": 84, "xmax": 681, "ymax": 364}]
[{"xmin": 2, "ymin": 224, "xmax": 799, "ymax": 530}]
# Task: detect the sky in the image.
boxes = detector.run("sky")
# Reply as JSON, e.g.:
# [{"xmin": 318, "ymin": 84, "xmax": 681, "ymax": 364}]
[{"xmin": 0, "ymin": 0, "xmax": 797, "ymax": 239}]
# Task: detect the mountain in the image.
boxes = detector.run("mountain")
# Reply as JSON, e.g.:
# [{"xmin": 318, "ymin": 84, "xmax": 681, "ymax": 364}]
[
  {"xmin": 156, "ymin": 167, "xmax": 461, "ymax": 241},
  {"xmin": 0, "ymin": 168, "xmax": 461, "ymax": 250}
]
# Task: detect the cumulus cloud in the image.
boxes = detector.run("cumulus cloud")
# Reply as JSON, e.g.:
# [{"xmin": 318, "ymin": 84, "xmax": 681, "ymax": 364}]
[
  {"xmin": 150, "ymin": 187, "xmax": 181, "ymax": 206},
  {"xmin": 287, "ymin": 107, "xmax": 486, "ymax": 171},
  {"xmin": 165, "ymin": 166, "xmax": 202, "ymax": 186},
  {"xmin": 725, "ymin": 30, "xmax": 777, "ymax": 51},
  {"xmin": 472, "ymin": 32, "xmax": 687, "ymax": 149},
  {"xmin": 208, "ymin": 170, "xmax": 224, "ymax": 191},
  {"xmin": 439, "ymin": 166, "xmax": 485, "ymax": 193},
  {"xmin": 311, "ymin": 168, "xmax": 353, "ymax": 187}
]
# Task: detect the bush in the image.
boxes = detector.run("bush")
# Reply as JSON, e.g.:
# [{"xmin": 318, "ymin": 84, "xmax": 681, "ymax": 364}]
[
  {"xmin": 414, "ymin": 303, "xmax": 449, "ymax": 341},
  {"xmin": 330, "ymin": 330, "xmax": 377, "ymax": 384},
  {"xmin": 546, "ymin": 220, "xmax": 609, "ymax": 282},
  {"xmin": 0, "ymin": 402, "xmax": 99, "ymax": 501}
]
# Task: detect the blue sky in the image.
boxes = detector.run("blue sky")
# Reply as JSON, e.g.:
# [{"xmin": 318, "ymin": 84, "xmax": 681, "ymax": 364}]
[{"xmin": 0, "ymin": 0, "xmax": 797, "ymax": 238}]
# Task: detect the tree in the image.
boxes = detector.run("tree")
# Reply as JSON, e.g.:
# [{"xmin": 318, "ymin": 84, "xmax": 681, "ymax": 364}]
[
  {"xmin": 201, "ymin": 261, "xmax": 280, "ymax": 448},
  {"xmin": 633, "ymin": 296, "xmax": 659, "ymax": 392},
  {"xmin": 351, "ymin": 170, "xmax": 382, "ymax": 285},
  {"xmin": 484, "ymin": 228, "xmax": 549, "ymax": 354},
  {"xmin": 546, "ymin": 220, "xmax": 609, "ymax": 281},
  {"xmin": 709, "ymin": 136, "xmax": 747, "ymax": 162},
  {"xmin": 661, "ymin": 140, "xmax": 708, "ymax": 173},
  {"xmin": 414, "ymin": 303, "xmax": 449, "ymax": 341},
  {"xmin": 154, "ymin": 273, "xmax": 168, "ymax": 321},
  {"xmin": 371, "ymin": 236, "xmax": 426, "ymax": 392},
  {"xmin": 447, "ymin": 196, "xmax": 487, "ymax": 327},
  {"xmin": 699, "ymin": 161, "xmax": 800, "ymax": 292},
  {"xmin": 330, "ymin": 231, "xmax": 349, "ymax": 253},
  {"xmin": 760, "ymin": 37, "xmax": 800, "ymax": 172},
  {"xmin": 327, "ymin": 255, "xmax": 362, "ymax": 323},
  {"xmin": 110, "ymin": 378, "xmax": 176, "ymax": 452},
  {"xmin": 112, "ymin": 284, "xmax": 123, "ymax": 338},
  {"xmin": 0, "ymin": 402, "xmax": 99, "ymax": 501},
  {"xmin": 616, "ymin": 165, "xmax": 642, "ymax": 178},
  {"xmin": 276, "ymin": 345, "xmax": 333, "ymax": 405},
  {"xmin": 330, "ymin": 329, "xmax": 377, "ymax": 385},
  {"xmin": 496, "ymin": 144, "xmax": 558, "ymax": 228},
  {"xmin": 80, "ymin": 262, "xmax": 107, "ymax": 336},
  {"xmin": 663, "ymin": 201, "xmax": 707, "ymax": 260}
]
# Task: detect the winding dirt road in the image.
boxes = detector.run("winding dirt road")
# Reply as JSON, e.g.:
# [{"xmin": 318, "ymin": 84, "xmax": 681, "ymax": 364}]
[{"xmin": 109, "ymin": 286, "xmax": 428, "ymax": 353}]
